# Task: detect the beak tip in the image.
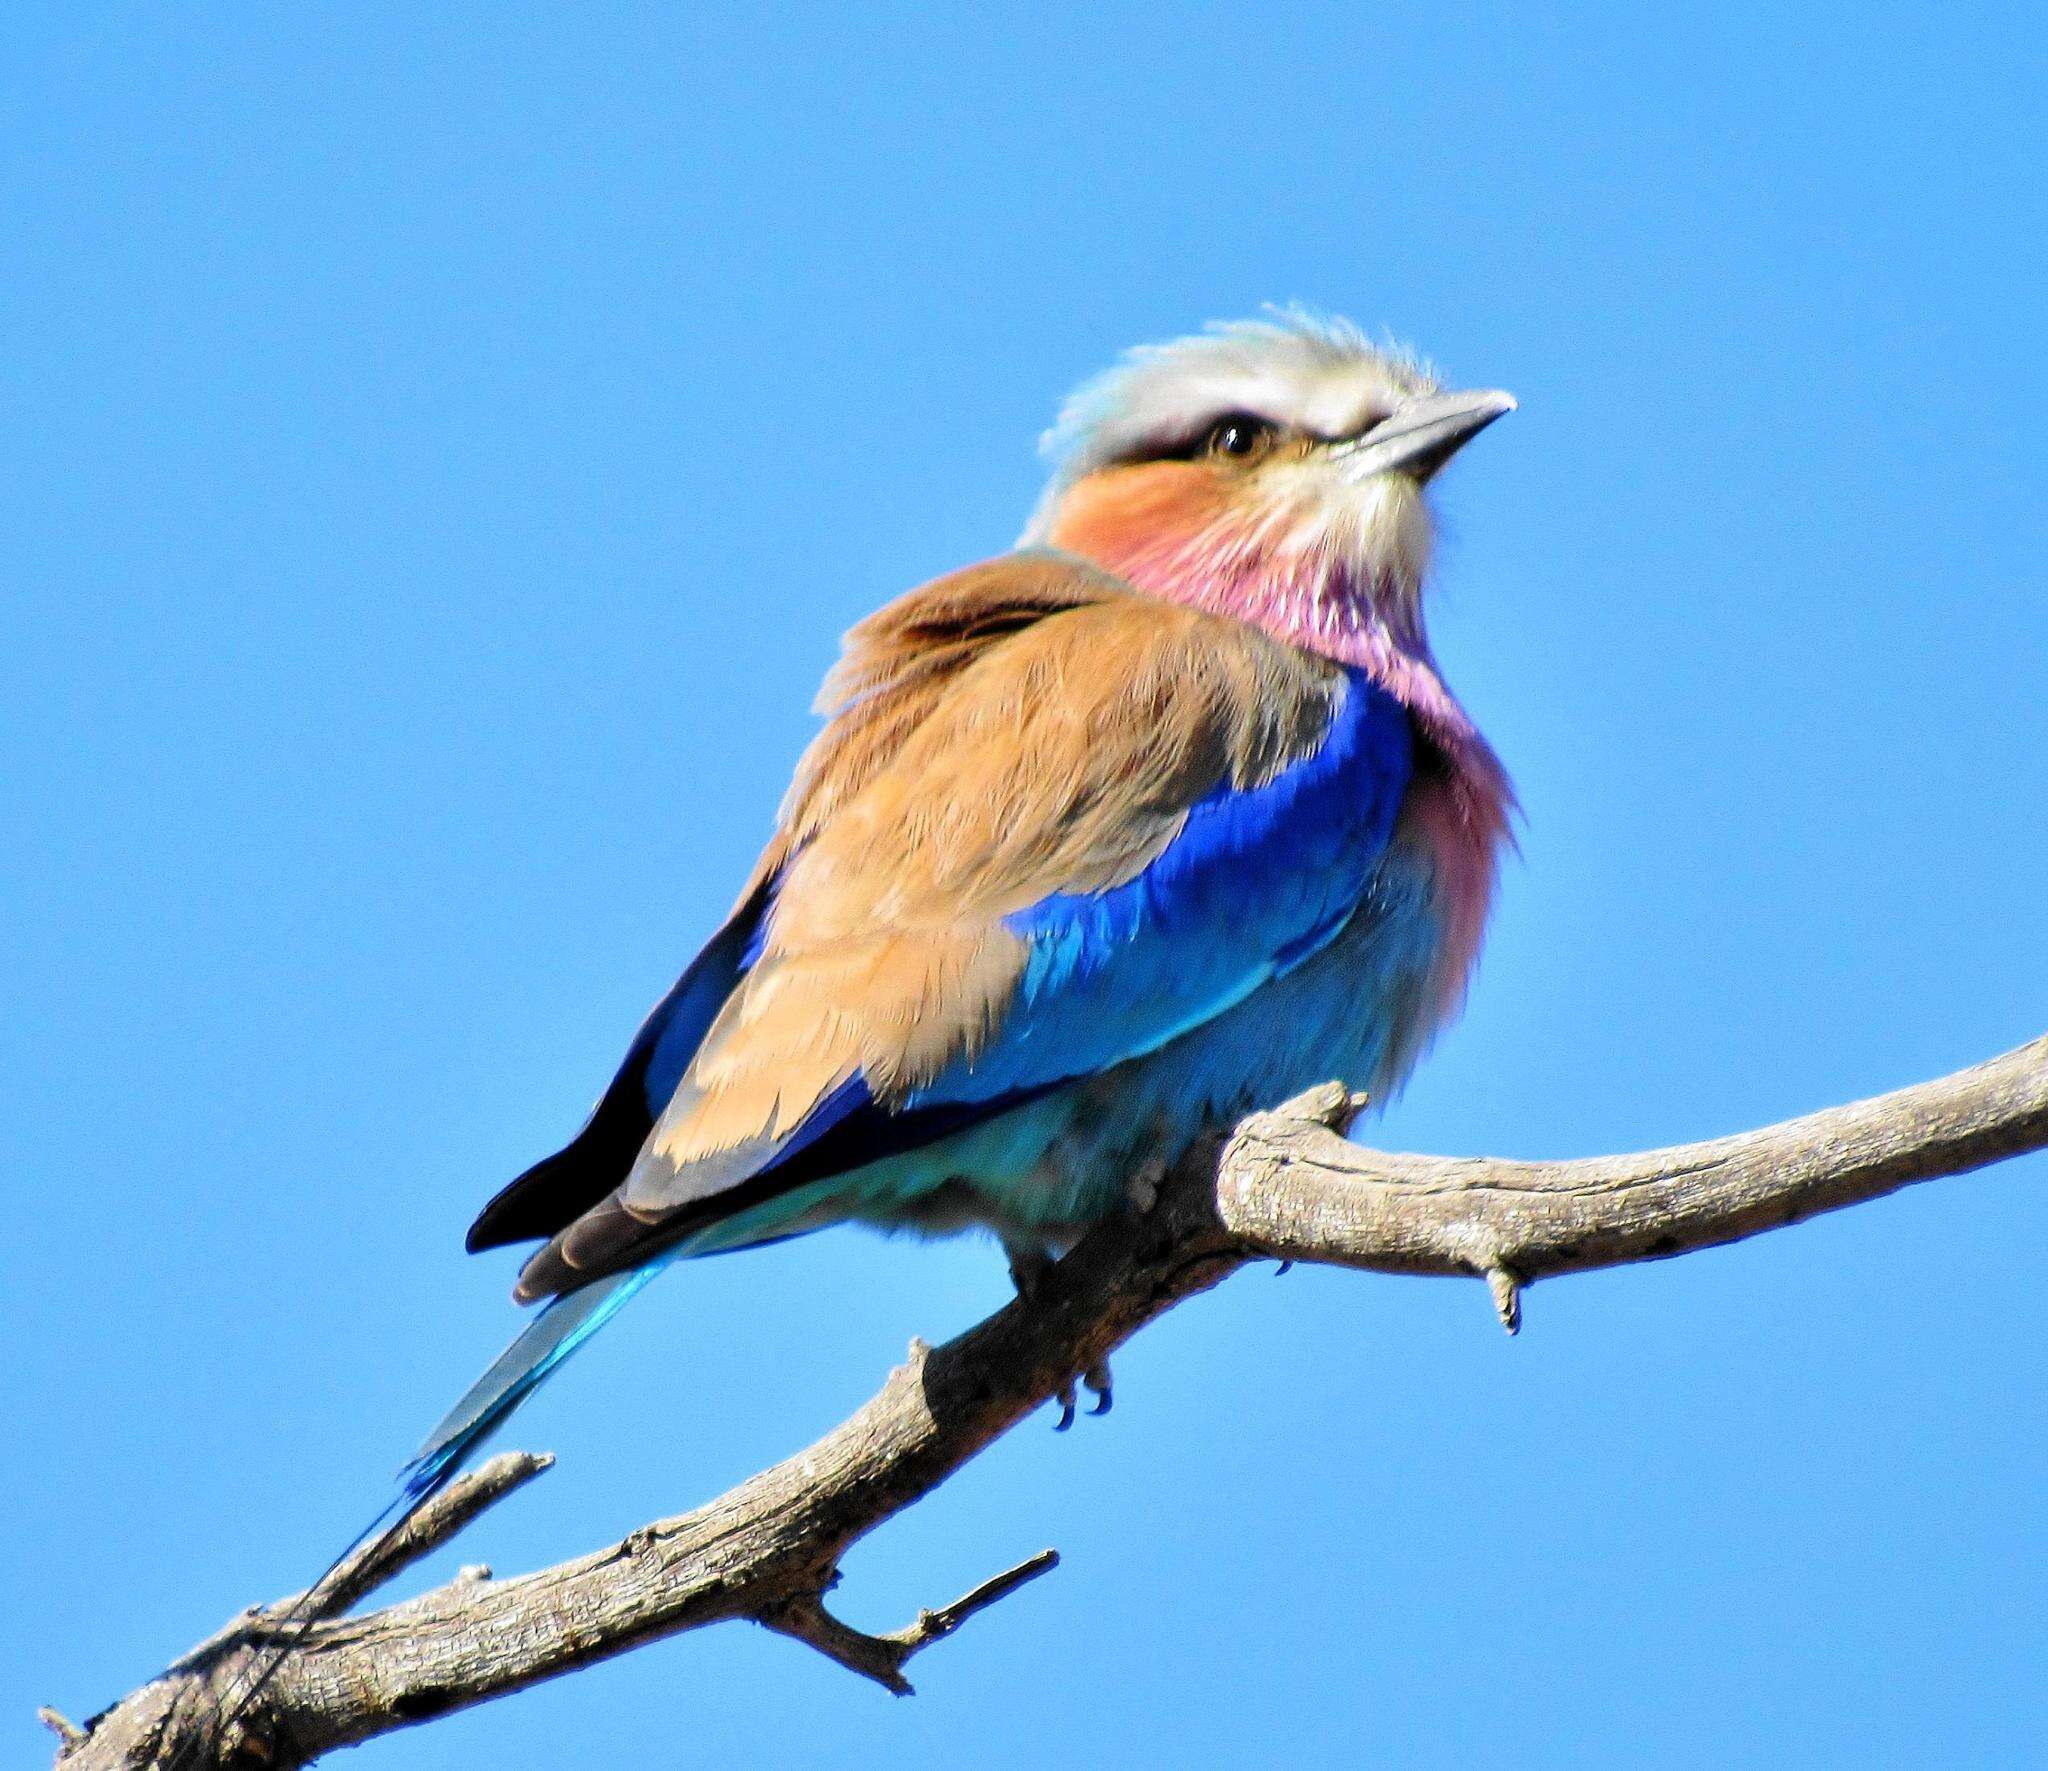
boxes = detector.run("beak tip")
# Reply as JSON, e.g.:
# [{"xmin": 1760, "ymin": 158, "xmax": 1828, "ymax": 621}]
[{"xmin": 1331, "ymin": 386, "xmax": 1518, "ymax": 484}]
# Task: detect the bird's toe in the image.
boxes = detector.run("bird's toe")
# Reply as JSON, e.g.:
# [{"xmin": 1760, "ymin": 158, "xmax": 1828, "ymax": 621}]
[
  {"xmin": 1052, "ymin": 1379, "xmax": 1078, "ymax": 1432},
  {"xmin": 1083, "ymin": 1360, "xmax": 1113, "ymax": 1416}
]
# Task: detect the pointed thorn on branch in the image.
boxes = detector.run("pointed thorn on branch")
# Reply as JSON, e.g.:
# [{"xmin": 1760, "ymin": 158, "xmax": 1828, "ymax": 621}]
[
  {"xmin": 1486, "ymin": 1266, "xmax": 1522, "ymax": 1336},
  {"xmin": 1282, "ymin": 1081, "xmax": 1371, "ymax": 1134}
]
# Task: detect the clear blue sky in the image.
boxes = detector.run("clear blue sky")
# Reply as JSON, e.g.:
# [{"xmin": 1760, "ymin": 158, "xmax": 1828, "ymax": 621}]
[{"xmin": 6, "ymin": 7, "xmax": 2044, "ymax": 1766}]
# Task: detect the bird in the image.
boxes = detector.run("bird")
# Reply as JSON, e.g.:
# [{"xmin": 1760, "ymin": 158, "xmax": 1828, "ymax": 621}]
[
  {"xmin": 191, "ymin": 306, "xmax": 1518, "ymax": 1764},
  {"xmin": 413, "ymin": 307, "xmax": 1517, "ymax": 1477}
]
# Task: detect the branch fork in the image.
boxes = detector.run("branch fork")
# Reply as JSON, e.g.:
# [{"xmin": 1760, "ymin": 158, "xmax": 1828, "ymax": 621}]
[{"xmin": 760, "ymin": 1551, "xmax": 1062, "ymax": 1696}]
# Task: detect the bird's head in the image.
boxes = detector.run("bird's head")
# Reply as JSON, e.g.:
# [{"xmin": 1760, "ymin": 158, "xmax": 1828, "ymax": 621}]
[{"xmin": 1023, "ymin": 310, "xmax": 1512, "ymax": 663}]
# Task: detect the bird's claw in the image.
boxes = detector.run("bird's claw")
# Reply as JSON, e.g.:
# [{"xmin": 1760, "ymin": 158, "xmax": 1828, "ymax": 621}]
[
  {"xmin": 1083, "ymin": 1360, "xmax": 1113, "ymax": 1416},
  {"xmin": 1053, "ymin": 1380, "xmax": 1077, "ymax": 1432},
  {"xmin": 1051, "ymin": 1359, "xmax": 1113, "ymax": 1430},
  {"xmin": 1012, "ymin": 1240, "xmax": 1113, "ymax": 1429}
]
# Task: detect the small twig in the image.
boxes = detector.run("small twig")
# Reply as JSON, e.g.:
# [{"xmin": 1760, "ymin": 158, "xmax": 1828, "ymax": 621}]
[
  {"xmin": 39, "ymin": 1709, "xmax": 86, "ymax": 1752},
  {"xmin": 161, "ymin": 1451, "xmax": 552, "ymax": 1685},
  {"xmin": 761, "ymin": 1550, "xmax": 1061, "ymax": 1696},
  {"xmin": 1287, "ymin": 1080, "xmax": 1370, "ymax": 1134},
  {"xmin": 316, "ymin": 1451, "xmax": 551, "ymax": 1619},
  {"xmin": 887, "ymin": 1549, "xmax": 1063, "ymax": 1656},
  {"xmin": 760, "ymin": 1596, "xmax": 916, "ymax": 1695}
]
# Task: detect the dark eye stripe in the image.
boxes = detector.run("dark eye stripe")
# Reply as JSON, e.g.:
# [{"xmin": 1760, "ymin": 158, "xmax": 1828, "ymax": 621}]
[{"xmin": 1119, "ymin": 409, "xmax": 1285, "ymax": 465}]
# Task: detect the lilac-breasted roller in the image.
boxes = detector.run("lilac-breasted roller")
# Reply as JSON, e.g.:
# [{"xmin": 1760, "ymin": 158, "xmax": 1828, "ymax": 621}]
[{"xmin": 407, "ymin": 309, "xmax": 1516, "ymax": 1491}]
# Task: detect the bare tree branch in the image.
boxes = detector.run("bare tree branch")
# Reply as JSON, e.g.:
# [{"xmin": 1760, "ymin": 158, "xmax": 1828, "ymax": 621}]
[
  {"xmin": 1216, "ymin": 1034, "xmax": 2048, "ymax": 1292},
  {"xmin": 759, "ymin": 1549, "xmax": 1061, "ymax": 1695},
  {"xmin": 51, "ymin": 1033, "xmax": 2048, "ymax": 1770}
]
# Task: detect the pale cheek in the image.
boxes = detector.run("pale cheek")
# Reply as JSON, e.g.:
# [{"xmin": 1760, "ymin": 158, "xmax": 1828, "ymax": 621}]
[
  {"xmin": 1262, "ymin": 471, "xmax": 1433, "ymax": 587},
  {"xmin": 1368, "ymin": 479, "xmax": 1433, "ymax": 584}
]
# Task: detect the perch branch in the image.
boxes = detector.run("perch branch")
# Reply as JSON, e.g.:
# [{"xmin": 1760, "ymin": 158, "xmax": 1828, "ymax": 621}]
[{"xmin": 50, "ymin": 1033, "xmax": 2048, "ymax": 1770}]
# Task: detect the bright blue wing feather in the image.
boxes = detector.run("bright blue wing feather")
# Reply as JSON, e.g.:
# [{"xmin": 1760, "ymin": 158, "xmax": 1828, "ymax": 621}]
[{"xmin": 908, "ymin": 665, "xmax": 1414, "ymax": 1107}]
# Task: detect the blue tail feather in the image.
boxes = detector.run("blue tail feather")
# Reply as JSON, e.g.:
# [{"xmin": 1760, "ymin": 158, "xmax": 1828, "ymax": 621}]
[
  {"xmin": 177, "ymin": 1263, "xmax": 670, "ymax": 1765},
  {"xmin": 401, "ymin": 1261, "xmax": 669, "ymax": 1496}
]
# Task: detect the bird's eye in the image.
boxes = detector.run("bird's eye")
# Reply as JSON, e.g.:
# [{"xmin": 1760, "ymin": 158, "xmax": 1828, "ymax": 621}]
[{"xmin": 1203, "ymin": 413, "xmax": 1275, "ymax": 460}]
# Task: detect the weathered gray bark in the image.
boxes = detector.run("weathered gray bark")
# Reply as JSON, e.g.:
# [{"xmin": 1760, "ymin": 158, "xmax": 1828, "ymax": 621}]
[{"xmin": 47, "ymin": 1033, "xmax": 2048, "ymax": 1770}]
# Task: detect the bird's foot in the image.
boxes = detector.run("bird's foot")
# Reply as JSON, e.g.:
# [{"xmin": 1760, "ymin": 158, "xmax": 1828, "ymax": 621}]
[
  {"xmin": 1003, "ymin": 1237, "xmax": 1057, "ymax": 1303},
  {"xmin": 1052, "ymin": 1360, "xmax": 1113, "ymax": 1431},
  {"xmin": 1124, "ymin": 1158, "xmax": 1166, "ymax": 1217},
  {"xmin": 1001, "ymin": 1236, "xmax": 1114, "ymax": 1429}
]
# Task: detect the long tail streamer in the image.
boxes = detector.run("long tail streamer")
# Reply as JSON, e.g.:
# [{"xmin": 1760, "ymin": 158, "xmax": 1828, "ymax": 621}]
[{"xmin": 171, "ymin": 1263, "xmax": 665, "ymax": 1765}]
